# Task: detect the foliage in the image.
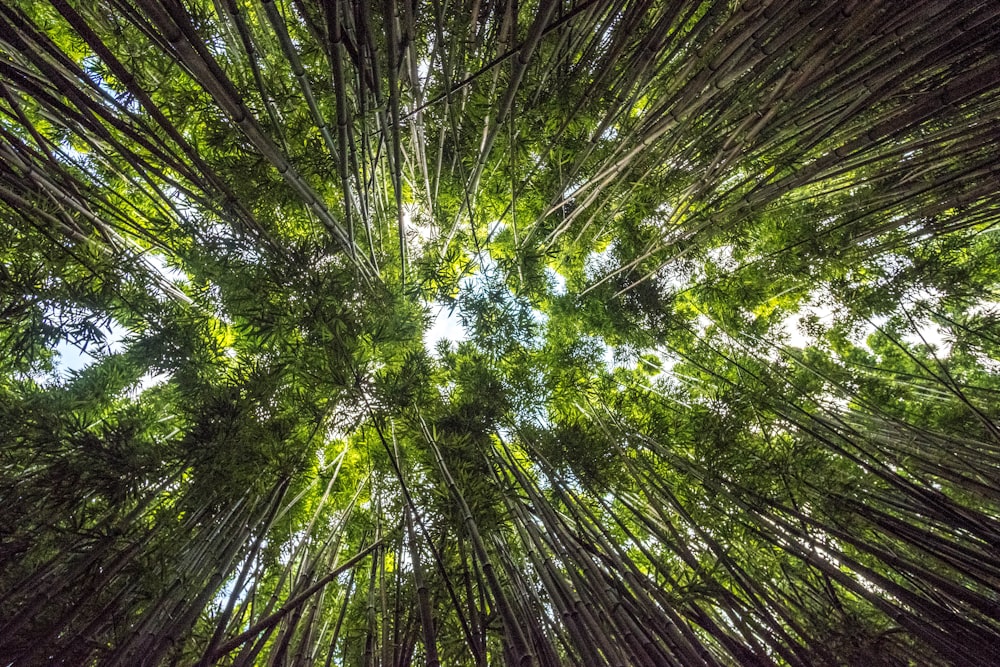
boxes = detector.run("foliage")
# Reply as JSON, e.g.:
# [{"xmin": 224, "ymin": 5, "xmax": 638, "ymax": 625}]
[{"xmin": 1, "ymin": 0, "xmax": 999, "ymax": 665}]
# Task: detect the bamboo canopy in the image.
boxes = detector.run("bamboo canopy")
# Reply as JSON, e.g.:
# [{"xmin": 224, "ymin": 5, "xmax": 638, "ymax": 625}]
[{"xmin": 1, "ymin": 0, "xmax": 999, "ymax": 665}]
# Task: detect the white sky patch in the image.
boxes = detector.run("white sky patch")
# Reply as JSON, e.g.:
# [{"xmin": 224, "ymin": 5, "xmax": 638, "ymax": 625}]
[
  {"xmin": 647, "ymin": 346, "xmax": 680, "ymax": 375},
  {"xmin": 57, "ymin": 139, "xmax": 89, "ymax": 162},
  {"xmin": 421, "ymin": 250, "xmax": 503, "ymax": 356},
  {"xmin": 973, "ymin": 351, "xmax": 1000, "ymax": 375},
  {"xmin": 592, "ymin": 337, "xmax": 630, "ymax": 370},
  {"xmin": 29, "ymin": 315, "xmax": 129, "ymax": 388},
  {"xmin": 123, "ymin": 371, "xmax": 171, "ymax": 399},
  {"xmin": 817, "ymin": 392, "xmax": 850, "ymax": 413},
  {"xmin": 471, "ymin": 252, "xmax": 499, "ymax": 280},
  {"xmin": 143, "ymin": 252, "xmax": 188, "ymax": 285},
  {"xmin": 695, "ymin": 314, "xmax": 713, "ymax": 337},
  {"xmin": 657, "ymin": 264, "xmax": 688, "ymax": 293},
  {"xmin": 599, "ymin": 125, "xmax": 618, "ymax": 141},
  {"xmin": 546, "ymin": 267, "xmax": 567, "ymax": 296},
  {"xmin": 779, "ymin": 285, "xmax": 953, "ymax": 358},
  {"xmin": 902, "ymin": 319, "xmax": 950, "ymax": 355},
  {"xmin": 164, "ymin": 186, "xmax": 201, "ymax": 218},
  {"xmin": 896, "ymin": 287, "xmax": 950, "ymax": 354},
  {"xmin": 404, "ymin": 203, "xmax": 435, "ymax": 250},
  {"xmin": 782, "ymin": 302, "xmax": 835, "ymax": 348},
  {"xmin": 424, "ymin": 303, "xmax": 468, "ymax": 354},
  {"xmin": 655, "ymin": 202, "xmax": 674, "ymax": 217},
  {"xmin": 967, "ymin": 299, "xmax": 1000, "ymax": 318},
  {"xmin": 603, "ymin": 345, "xmax": 620, "ymax": 369},
  {"xmin": 849, "ymin": 315, "xmax": 889, "ymax": 348},
  {"xmin": 583, "ymin": 243, "xmax": 615, "ymax": 281},
  {"xmin": 705, "ymin": 244, "xmax": 737, "ymax": 271},
  {"xmin": 486, "ymin": 219, "xmax": 504, "ymax": 240},
  {"xmin": 562, "ymin": 179, "xmax": 585, "ymax": 200},
  {"xmin": 530, "ymin": 306, "xmax": 549, "ymax": 329},
  {"xmin": 51, "ymin": 319, "xmax": 129, "ymax": 377},
  {"xmin": 874, "ymin": 252, "xmax": 912, "ymax": 282}
]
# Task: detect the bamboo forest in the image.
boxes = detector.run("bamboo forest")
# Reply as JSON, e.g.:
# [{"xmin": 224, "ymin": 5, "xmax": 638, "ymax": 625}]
[{"xmin": 2, "ymin": 0, "xmax": 1000, "ymax": 665}]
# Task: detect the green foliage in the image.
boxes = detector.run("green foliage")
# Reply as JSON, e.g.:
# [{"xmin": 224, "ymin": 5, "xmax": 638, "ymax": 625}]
[{"xmin": 1, "ymin": 1, "xmax": 999, "ymax": 665}]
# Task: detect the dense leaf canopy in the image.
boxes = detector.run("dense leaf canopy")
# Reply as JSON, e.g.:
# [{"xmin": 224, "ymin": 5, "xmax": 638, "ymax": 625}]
[{"xmin": 2, "ymin": 0, "xmax": 1000, "ymax": 665}]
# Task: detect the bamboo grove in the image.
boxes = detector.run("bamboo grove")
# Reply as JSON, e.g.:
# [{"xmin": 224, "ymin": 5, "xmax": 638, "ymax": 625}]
[{"xmin": 1, "ymin": 0, "xmax": 999, "ymax": 664}]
